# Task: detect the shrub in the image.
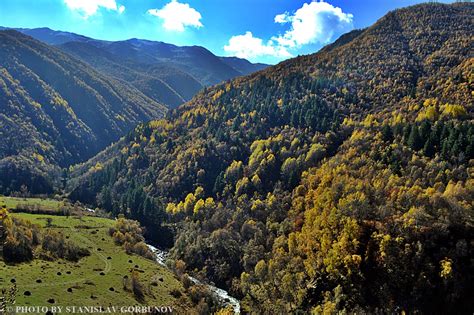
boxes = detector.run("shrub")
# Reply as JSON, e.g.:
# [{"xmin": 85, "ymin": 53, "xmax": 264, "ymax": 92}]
[
  {"xmin": 109, "ymin": 218, "xmax": 153, "ymax": 259},
  {"xmin": 3, "ymin": 217, "xmax": 41, "ymax": 263},
  {"xmin": 41, "ymin": 230, "xmax": 90, "ymax": 261}
]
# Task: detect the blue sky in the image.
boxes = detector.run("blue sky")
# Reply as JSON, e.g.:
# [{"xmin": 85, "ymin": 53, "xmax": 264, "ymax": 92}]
[{"xmin": 0, "ymin": 0, "xmax": 455, "ymax": 64}]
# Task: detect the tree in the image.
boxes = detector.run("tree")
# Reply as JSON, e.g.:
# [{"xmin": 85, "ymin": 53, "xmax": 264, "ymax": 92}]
[
  {"xmin": 423, "ymin": 135, "xmax": 436, "ymax": 157},
  {"xmin": 408, "ymin": 126, "xmax": 423, "ymax": 151},
  {"xmin": 131, "ymin": 270, "xmax": 146, "ymax": 302},
  {"xmin": 20, "ymin": 185, "xmax": 29, "ymax": 198},
  {"xmin": 381, "ymin": 125, "xmax": 393, "ymax": 142},
  {"xmin": 46, "ymin": 218, "xmax": 53, "ymax": 228}
]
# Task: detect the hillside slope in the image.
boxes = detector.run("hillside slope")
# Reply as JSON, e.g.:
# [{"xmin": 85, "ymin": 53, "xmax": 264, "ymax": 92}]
[
  {"xmin": 6, "ymin": 27, "xmax": 91, "ymax": 45},
  {"xmin": 102, "ymin": 40, "xmax": 241, "ymax": 86},
  {"xmin": 6, "ymin": 27, "xmax": 270, "ymax": 108},
  {"xmin": 219, "ymin": 56, "xmax": 269, "ymax": 76},
  {"xmin": 68, "ymin": 2, "xmax": 472, "ymax": 313},
  {"xmin": 0, "ymin": 204, "xmax": 217, "ymax": 313},
  {"xmin": 58, "ymin": 41, "xmax": 202, "ymax": 108},
  {"xmin": 0, "ymin": 30, "xmax": 167, "ymax": 194}
]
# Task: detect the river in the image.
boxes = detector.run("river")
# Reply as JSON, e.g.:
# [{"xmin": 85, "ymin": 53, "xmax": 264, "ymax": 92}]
[{"xmin": 147, "ymin": 245, "xmax": 241, "ymax": 314}]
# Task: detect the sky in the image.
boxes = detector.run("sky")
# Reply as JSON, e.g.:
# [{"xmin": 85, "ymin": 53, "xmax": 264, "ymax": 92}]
[{"xmin": 0, "ymin": 0, "xmax": 456, "ymax": 64}]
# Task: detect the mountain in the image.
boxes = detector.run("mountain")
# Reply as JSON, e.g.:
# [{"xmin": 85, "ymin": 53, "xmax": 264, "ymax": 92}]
[
  {"xmin": 58, "ymin": 40, "xmax": 202, "ymax": 108},
  {"xmin": 2, "ymin": 27, "xmax": 91, "ymax": 45},
  {"xmin": 0, "ymin": 30, "xmax": 167, "ymax": 194},
  {"xmin": 5, "ymin": 27, "xmax": 270, "ymax": 108},
  {"xmin": 219, "ymin": 56, "xmax": 269, "ymax": 76},
  {"xmin": 102, "ymin": 39, "xmax": 242, "ymax": 86},
  {"xmin": 67, "ymin": 3, "xmax": 473, "ymax": 313}
]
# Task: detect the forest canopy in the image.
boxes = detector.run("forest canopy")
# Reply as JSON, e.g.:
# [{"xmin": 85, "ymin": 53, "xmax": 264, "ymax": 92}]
[{"xmin": 3, "ymin": 2, "xmax": 473, "ymax": 314}]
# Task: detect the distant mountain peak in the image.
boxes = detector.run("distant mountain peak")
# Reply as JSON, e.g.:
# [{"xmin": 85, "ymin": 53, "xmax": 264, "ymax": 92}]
[{"xmin": 4, "ymin": 26, "xmax": 269, "ymax": 90}]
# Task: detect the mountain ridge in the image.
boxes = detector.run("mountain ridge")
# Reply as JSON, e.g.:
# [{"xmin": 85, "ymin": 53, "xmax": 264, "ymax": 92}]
[
  {"xmin": 66, "ymin": 3, "xmax": 473, "ymax": 313},
  {"xmin": 0, "ymin": 29, "xmax": 167, "ymax": 193},
  {"xmin": 1, "ymin": 26, "xmax": 269, "ymax": 108}
]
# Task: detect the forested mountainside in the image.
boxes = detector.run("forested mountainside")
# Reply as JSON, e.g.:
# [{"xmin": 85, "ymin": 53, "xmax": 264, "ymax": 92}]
[
  {"xmin": 0, "ymin": 30, "xmax": 167, "ymax": 194},
  {"xmin": 58, "ymin": 41, "xmax": 203, "ymax": 109},
  {"xmin": 218, "ymin": 57, "xmax": 269, "ymax": 77},
  {"xmin": 68, "ymin": 2, "xmax": 472, "ymax": 313},
  {"xmin": 4, "ymin": 27, "xmax": 269, "ymax": 109}
]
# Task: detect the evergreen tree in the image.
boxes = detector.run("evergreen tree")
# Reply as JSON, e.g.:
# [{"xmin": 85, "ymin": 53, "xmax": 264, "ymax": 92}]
[
  {"xmin": 408, "ymin": 126, "xmax": 423, "ymax": 151},
  {"xmin": 423, "ymin": 135, "xmax": 436, "ymax": 157},
  {"xmin": 381, "ymin": 125, "xmax": 394, "ymax": 142}
]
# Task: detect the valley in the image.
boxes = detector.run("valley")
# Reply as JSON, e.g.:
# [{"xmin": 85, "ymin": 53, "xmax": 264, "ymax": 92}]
[
  {"xmin": 0, "ymin": 198, "xmax": 236, "ymax": 313},
  {"xmin": 2, "ymin": 26, "xmax": 269, "ymax": 109},
  {"xmin": 0, "ymin": 1, "xmax": 473, "ymax": 314}
]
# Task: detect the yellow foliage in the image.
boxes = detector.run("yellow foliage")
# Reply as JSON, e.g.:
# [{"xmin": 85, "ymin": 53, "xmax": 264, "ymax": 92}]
[
  {"xmin": 212, "ymin": 89, "xmax": 224, "ymax": 101},
  {"xmin": 32, "ymin": 153, "xmax": 45, "ymax": 163},
  {"xmin": 31, "ymin": 101, "xmax": 42, "ymax": 108},
  {"xmin": 443, "ymin": 180, "xmax": 467, "ymax": 199},
  {"xmin": 184, "ymin": 193, "xmax": 196, "ymax": 213},
  {"xmin": 205, "ymin": 197, "xmax": 215, "ymax": 208},
  {"xmin": 251, "ymin": 199, "xmax": 264, "ymax": 212},
  {"xmin": 215, "ymin": 307, "xmax": 234, "ymax": 315},
  {"xmin": 342, "ymin": 117, "xmax": 356, "ymax": 126},
  {"xmin": 194, "ymin": 186, "xmax": 204, "ymax": 199},
  {"xmin": 251, "ymin": 174, "xmax": 262, "ymax": 187},
  {"xmin": 440, "ymin": 258, "xmax": 453, "ymax": 279},
  {"xmin": 193, "ymin": 199, "xmax": 205, "ymax": 214},
  {"xmin": 388, "ymin": 111, "xmax": 404, "ymax": 125},
  {"xmin": 350, "ymin": 129, "xmax": 366, "ymax": 141},
  {"xmin": 166, "ymin": 203, "xmax": 177, "ymax": 214},
  {"xmin": 441, "ymin": 104, "xmax": 467, "ymax": 118},
  {"xmin": 423, "ymin": 98, "xmax": 438, "ymax": 107},
  {"xmin": 148, "ymin": 119, "xmax": 173, "ymax": 131},
  {"xmin": 416, "ymin": 105, "xmax": 439, "ymax": 121},
  {"xmin": 254, "ymin": 260, "xmax": 267, "ymax": 278},
  {"xmin": 362, "ymin": 114, "xmax": 378, "ymax": 127},
  {"xmin": 92, "ymin": 162, "xmax": 103, "ymax": 172}
]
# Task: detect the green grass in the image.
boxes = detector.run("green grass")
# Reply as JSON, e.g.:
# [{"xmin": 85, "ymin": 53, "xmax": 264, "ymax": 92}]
[
  {"xmin": 0, "ymin": 213, "xmax": 191, "ymax": 312},
  {"xmin": 0, "ymin": 196, "xmax": 63, "ymax": 212}
]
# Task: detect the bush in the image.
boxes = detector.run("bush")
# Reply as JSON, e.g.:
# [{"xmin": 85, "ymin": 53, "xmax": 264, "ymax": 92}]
[
  {"xmin": 41, "ymin": 230, "xmax": 90, "ymax": 261},
  {"xmin": 3, "ymin": 217, "xmax": 41, "ymax": 263},
  {"xmin": 131, "ymin": 271, "xmax": 145, "ymax": 302},
  {"xmin": 123, "ymin": 271, "xmax": 147, "ymax": 302},
  {"xmin": 109, "ymin": 218, "xmax": 153, "ymax": 259}
]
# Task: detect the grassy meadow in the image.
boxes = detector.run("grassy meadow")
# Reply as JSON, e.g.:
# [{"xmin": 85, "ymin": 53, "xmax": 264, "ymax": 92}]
[
  {"xmin": 0, "ymin": 196, "xmax": 63, "ymax": 212},
  {"xmin": 0, "ymin": 204, "xmax": 192, "ymax": 312}
]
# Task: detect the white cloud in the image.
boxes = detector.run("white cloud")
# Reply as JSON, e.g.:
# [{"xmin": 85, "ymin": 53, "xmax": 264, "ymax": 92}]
[
  {"xmin": 147, "ymin": 0, "xmax": 203, "ymax": 32},
  {"xmin": 273, "ymin": 1, "xmax": 353, "ymax": 48},
  {"xmin": 224, "ymin": 1, "xmax": 353, "ymax": 61},
  {"xmin": 64, "ymin": 0, "xmax": 124, "ymax": 17},
  {"xmin": 274, "ymin": 12, "xmax": 290, "ymax": 24},
  {"xmin": 223, "ymin": 31, "xmax": 292, "ymax": 60}
]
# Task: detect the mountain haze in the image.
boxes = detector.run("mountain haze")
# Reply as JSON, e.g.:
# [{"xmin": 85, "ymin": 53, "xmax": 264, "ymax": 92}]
[
  {"xmin": 4, "ymin": 27, "xmax": 91, "ymax": 45},
  {"xmin": 5, "ymin": 27, "xmax": 269, "ymax": 109},
  {"xmin": 58, "ymin": 40, "xmax": 202, "ymax": 108}
]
